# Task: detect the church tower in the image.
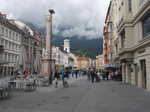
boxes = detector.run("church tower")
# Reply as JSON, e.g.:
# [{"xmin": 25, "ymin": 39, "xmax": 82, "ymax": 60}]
[{"xmin": 64, "ymin": 39, "xmax": 70, "ymax": 53}]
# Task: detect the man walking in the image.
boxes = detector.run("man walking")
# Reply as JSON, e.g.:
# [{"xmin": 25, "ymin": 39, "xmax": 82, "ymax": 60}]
[
  {"xmin": 75, "ymin": 70, "xmax": 78, "ymax": 79},
  {"xmin": 54, "ymin": 70, "xmax": 60, "ymax": 88},
  {"xmin": 91, "ymin": 68, "xmax": 96, "ymax": 83},
  {"xmin": 87, "ymin": 68, "xmax": 91, "ymax": 81},
  {"xmin": 60, "ymin": 70, "xmax": 65, "ymax": 87}
]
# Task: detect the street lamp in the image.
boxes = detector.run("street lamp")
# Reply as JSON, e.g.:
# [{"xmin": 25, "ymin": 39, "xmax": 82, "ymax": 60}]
[
  {"xmin": 49, "ymin": 9, "xmax": 55, "ymax": 15},
  {"xmin": 46, "ymin": 9, "xmax": 55, "ymax": 85}
]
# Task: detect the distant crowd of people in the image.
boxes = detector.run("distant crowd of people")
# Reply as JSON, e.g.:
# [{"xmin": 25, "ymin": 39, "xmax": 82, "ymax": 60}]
[
  {"xmin": 86, "ymin": 68, "xmax": 122, "ymax": 83},
  {"xmin": 51, "ymin": 68, "xmax": 122, "ymax": 87}
]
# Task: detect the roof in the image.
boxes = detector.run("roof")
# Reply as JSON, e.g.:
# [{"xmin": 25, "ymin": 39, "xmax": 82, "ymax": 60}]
[
  {"xmin": 105, "ymin": 1, "xmax": 112, "ymax": 24},
  {"xmin": 0, "ymin": 12, "xmax": 23, "ymax": 33}
]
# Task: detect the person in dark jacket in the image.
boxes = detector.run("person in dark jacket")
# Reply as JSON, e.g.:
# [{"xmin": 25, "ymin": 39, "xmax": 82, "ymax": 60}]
[
  {"xmin": 106, "ymin": 70, "xmax": 109, "ymax": 80},
  {"xmin": 65, "ymin": 71, "xmax": 69, "ymax": 79},
  {"xmin": 91, "ymin": 68, "xmax": 96, "ymax": 83},
  {"xmin": 75, "ymin": 70, "xmax": 78, "ymax": 79},
  {"xmin": 54, "ymin": 71, "xmax": 60, "ymax": 88},
  {"xmin": 87, "ymin": 68, "xmax": 91, "ymax": 81}
]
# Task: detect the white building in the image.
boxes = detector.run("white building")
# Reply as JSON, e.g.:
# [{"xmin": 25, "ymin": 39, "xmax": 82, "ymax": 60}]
[
  {"xmin": 41, "ymin": 38, "xmax": 76, "ymax": 74},
  {"xmin": 52, "ymin": 46, "xmax": 69, "ymax": 68},
  {"xmin": 0, "ymin": 13, "xmax": 22, "ymax": 78},
  {"xmin": 64, "ymin": 39, "xmax": 70, "ymax": 53}
]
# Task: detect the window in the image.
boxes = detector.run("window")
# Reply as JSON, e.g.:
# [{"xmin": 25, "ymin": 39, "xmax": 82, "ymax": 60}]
[
  {"xmin": 8, "ymin": 54, "xmax": 10, "ymax": 62},
  {"xmin": 13, "ymin": 44, "xmax": 15, "ymax": 50},
  {"xmin": 116, "ymin": 44, "xmax": 118, "ymax": 53},
  {"xmin": 121, "ymin": 1, "xmax": 124, "ymax": 6},
  {"xmin": 5, "ymin": 41, "xmax": 8, "ymax": 49},
  {"xmin": 143, "ymin": 14, "xmax": 150, "ymax": 37},
  {"xmin": 9, "ymin": 31, "xmax": 11, "ymax": 38},
  {"xmin": 121, "ymin": 30, "xmax": 126, "ymax": 48},
  {"xmin": 9, "ymin": 42, "xmax": 11, "ymax": 50},
  {"xmin": 9, "ymin": 43, "xmax": 12, "ymax": 50},
  {"xmin": 109, "ymin": 23, "xmax": 113, "ymax": 32},
  {"xmin": 12, "ymin": 32, "xmax": 15, "ymax": 40},
  {"xmin": 12, "ymin": 44, "xmax": 14, "ymax": 50},
  {"xmin": 1, "ymin": 27, "xmax": 4, "ymax": 34},
  {"xmin": 5, "ymin": 53, "xmax": 7, "ymax": 61},
  {"xmin": 1, "ymin": 39, "xmax": 4, "ymax": 45},
  {"xmin": 128, "ymin": 0, "xmax": 132, "ymax": 12},
  {"xmin": 5, "ymin": 29, "xmax": 8, "ymax": 37}
]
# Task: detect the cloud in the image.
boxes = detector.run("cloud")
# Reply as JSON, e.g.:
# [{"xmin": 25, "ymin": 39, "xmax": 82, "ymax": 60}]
[{"xmin": 0, "ymin": 0, "xmax": 110, "ymax": 39}]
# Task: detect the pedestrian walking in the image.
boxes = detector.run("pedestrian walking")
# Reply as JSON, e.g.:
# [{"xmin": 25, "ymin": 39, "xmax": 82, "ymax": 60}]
[
  {"xmin": 60, "ymin": 70, "xmax": 69, "ymax": 88},
  {"xmin": 87, "ymin": 68, "xmax": 91, "ymax": 81},
  {"xmin": 109, "ymin": 71, "xmax": 113, "ymax": 80},
  {"xmin": 60, "ymin": 70, "xmax": 65, "ymax": 86},
  {"xmin": 54, "ymin": 71, "xmax": 60, "ymax": 88},
  {"xmin": 71, "ymin": 70, "xmax": 74, "ymax": 78},
  {"xmin": 24, "ymin": 71, "xmax": 28, "ymax": 78},
  {"xmin": 65, "ymin": 70, "xmax": 69, "ymax": 79},
  {"xmin": 91, "ymin": 68, "xmax": 96, "ymax": 83},
  {"xmin": 75, "ymin": 70, "xmax": 78, "ymax": 79},
  {"xmin": 95, "ymin": 71, "xmax": 100, "ymax": 82},
  {"xmin": 104, "ymin": 70, "xmax": 109, "ymax": 80}
]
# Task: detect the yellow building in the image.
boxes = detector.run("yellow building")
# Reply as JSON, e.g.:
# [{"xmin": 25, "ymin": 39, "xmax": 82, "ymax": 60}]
[
  {"xmin": 77, "ymin": 56, "xmax": 89, "ymax": 70},
  {"xmin": 96, "ymin": 55, "xmax": 104, "ymax": 70}
]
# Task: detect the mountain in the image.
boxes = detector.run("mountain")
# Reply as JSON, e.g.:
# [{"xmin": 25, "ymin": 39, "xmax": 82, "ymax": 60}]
[
  {"xmin": 25, "ymin": 22, "xmax": 103, "ymax": 59},
  {"xmin": 22, "ymin": 21, "xmax": 46, "ymax": 35},
  {"xmin": 52, "ymin": 35, "xmax": 103, "ymax": 59}
]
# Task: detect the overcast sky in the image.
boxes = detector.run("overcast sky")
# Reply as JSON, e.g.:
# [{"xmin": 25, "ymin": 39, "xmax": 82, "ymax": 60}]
[{"xmin": 0, "ymin": 0, "xmax": 110, "ymax": 39}]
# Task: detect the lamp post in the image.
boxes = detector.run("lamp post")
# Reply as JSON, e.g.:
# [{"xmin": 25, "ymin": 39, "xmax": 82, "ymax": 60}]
[{"xmin": 46, "ymin": 9, "xmax": 55, "ymax": 85}]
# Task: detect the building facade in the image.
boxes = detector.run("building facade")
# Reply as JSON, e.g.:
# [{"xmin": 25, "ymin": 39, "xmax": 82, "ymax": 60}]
[
  {"xmin": 76, "ymin": 56, "xmax": 90, "ymax": 70},
  {"xmin": 0, "ymin": 13, "xmax": 42, "ymax": 79},
  {"xmin": 104, "ymin": 0, "xmax": 150, "ymax": 90},
  {"xmin": 0, "ymin": 13, "xmax": 22, "ymax": 78},
  {"xmin": 42, "ymin": 41, "xmax": 76, "ymax": 75},
  {"xmin": 103, "ymin": 25, "xmax": 110, "ymax": 65},
  {"xmin": 14, "ymin": 21, "xmax": 42, "ymax": 75},
  {"xmin": 96, "ymin": 55, "xmax": 104, "ymax": 70}
]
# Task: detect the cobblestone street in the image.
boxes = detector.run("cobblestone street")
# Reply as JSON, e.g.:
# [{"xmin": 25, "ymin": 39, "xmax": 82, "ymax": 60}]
[{"xmin": 0, "ymin": 78, "xmax": 150, "ymax": 112}]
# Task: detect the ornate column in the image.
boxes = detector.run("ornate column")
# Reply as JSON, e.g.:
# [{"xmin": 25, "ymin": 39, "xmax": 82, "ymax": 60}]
[{"xmin": 45, "ymin": 9, "xmax": 55, "ymax": 84}]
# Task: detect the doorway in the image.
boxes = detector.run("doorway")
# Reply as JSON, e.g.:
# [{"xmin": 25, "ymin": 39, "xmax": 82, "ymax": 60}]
[{"xmin": 140, "ymin": 60, "xmax": 147, "ymax": 89}]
